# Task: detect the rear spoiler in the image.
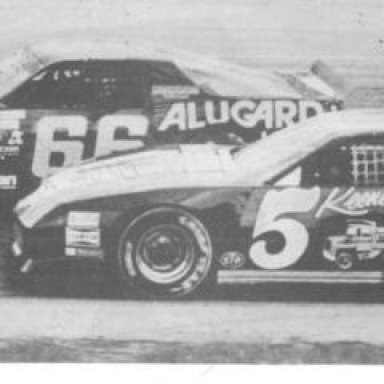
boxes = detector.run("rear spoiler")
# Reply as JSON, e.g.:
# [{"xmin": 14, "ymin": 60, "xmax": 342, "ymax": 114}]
[
  {"xmin": 311, "ymin": 60, "xmax": 347, "ymax": 95},
  {"xmin": 278, "ymin": 60, "xmax": 344, "ymax": 102}
]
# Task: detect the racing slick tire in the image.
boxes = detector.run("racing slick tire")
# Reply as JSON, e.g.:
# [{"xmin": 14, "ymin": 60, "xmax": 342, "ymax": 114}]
[{"xmin": 113, "ymin": 207, "xmax": 213, "ymax": 299}]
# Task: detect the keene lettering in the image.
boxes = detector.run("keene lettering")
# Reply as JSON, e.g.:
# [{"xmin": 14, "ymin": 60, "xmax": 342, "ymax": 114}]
[{"xmin": 316, "ymin": 188, "xmax": 384, "ymax": 218}]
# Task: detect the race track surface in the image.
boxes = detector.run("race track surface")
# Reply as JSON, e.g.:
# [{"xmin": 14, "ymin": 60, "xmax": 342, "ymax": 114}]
[
  {"xmin": 1, "ymin": 297, "xmax": 384, "ymax": 344},
  {"xmin": 1, "ymin": 224, "xmax": 384, "ymax": 362}
]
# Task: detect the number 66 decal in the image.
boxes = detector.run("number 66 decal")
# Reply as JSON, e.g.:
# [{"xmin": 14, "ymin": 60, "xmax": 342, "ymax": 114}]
[{"xmin": 249, "ymin": 187, "xmax": 320, "ymax": 269}]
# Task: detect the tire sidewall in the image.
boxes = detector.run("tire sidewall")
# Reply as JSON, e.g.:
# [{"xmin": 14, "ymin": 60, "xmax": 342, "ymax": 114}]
[{"xmin": 115, "ymin": 207, "xmax": 213, "ymax": 298}]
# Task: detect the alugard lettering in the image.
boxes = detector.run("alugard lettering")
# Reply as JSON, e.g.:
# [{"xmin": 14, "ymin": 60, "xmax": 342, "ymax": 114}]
[{"xmin": 158, "ymin": 99, "xmax": 336, "ymax": 132}]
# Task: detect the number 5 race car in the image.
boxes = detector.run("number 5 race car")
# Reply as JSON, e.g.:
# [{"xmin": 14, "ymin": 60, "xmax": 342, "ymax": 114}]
[
  {"xmin": 0, "ymin": 38, "xmax": 341, "ymax": 211},
  {"xmin": 9, "ymin": 108, "xmax": 384, "ymax": 298}
]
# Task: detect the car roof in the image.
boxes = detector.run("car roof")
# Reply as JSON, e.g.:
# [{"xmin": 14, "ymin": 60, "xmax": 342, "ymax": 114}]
[
  {"xmin": 0, "ymin": 38, "xmax": 341, "ymax": 100},
  {"xmin": 31, "ymin": 38, "xmax": 193, "ymax": 62}
]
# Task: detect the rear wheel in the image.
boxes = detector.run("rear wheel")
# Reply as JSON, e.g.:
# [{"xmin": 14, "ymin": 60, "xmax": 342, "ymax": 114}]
[{"xmin": 114, "ymin": 207, "xmax": 213, "ymax": 299}]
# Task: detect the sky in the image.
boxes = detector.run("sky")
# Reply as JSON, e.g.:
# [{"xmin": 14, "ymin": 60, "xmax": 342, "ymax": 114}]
[{"xmin": 0, "ymin": 0, "xmax": 383, "ymax": 65}]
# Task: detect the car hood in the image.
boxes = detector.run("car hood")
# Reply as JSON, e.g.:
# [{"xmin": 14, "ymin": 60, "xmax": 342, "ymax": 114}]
[{"xmin": 16, "ymin": 144, "xmax": 242, "ymax": 228}]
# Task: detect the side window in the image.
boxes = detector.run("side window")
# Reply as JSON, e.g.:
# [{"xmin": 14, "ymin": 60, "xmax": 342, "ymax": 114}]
[
  {"xmin": 301, "ymin": 143, "xmax": 352, "ymax": 187},
  {"xmin": 88, "ymin": 61, "xmax": 148, "ymax": 110},
  {"xmin": 146, "ymin": 61, "xmax": 194, "ymax": 86},
  {"xmin": 301, "ymin": 136, "xmax": 384, "ymax": 187},
  {"xmin": 350, "ymin": 144, "xmax": 384, "ymax": 186},
  {"xmin": 4, "ymin": 61, "xmax": 89, "ymax": 109},
  {"xmin": 86, "ymin": 60, "xmax": 195, "ymax": 110}
]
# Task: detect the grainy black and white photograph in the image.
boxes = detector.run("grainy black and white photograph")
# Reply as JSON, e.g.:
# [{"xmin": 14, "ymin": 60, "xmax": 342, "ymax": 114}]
[{"xmin": 1, "ymin": 0, "xmax": 384, "ymax": 366}]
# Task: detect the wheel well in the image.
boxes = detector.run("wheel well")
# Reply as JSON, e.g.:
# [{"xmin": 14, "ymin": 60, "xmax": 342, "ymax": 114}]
[
  {"xmin": 104, "ymin": 202, "xmax": 239, "ymax": 262},
  {"xmin": 104, "ymin": 203, "xmax": 216, "ymax": 298},
  {"xmin": 111, "ymin": 203, "xmax": 231, "ymax": 232},
  {"xmin": 104, "ymin": 204, "xmax": 207, "ymax": 252},
  {"xmin": 198, "ymin": 203, "xmax": 240, "ymax": 235}
]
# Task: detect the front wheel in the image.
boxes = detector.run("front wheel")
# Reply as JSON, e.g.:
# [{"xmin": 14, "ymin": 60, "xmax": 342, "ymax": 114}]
[{"xmin": 113, "ymin": 207, "xmax": 213, "ymax": 299}]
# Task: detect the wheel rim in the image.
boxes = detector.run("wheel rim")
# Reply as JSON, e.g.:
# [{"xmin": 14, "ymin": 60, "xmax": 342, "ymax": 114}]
[
  {"xmin": 336, "ymin": 252, "xmax": 354, "ymax": 270},
  {"xmin": 133, "ymin": 224, "xmax": 195, "ymax": 285}
]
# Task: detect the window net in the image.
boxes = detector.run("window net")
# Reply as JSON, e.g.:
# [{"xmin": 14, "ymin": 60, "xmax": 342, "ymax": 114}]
[{"xmin": 351, "ymin": 145, "xmax": 384, "ymax": 186}]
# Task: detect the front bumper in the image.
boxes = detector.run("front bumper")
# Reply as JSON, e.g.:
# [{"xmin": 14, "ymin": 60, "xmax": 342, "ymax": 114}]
[{"xmin": 8, "ymin": 221, "xmax": 105, "ymax": 274}]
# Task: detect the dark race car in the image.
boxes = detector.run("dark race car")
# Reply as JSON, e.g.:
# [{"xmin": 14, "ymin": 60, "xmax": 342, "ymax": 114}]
[
  {"xmin": 10, "ymin": 109, "xmax": 384, "ymax": 298},
  {"xmin": 0, "ymin": 39, "xmax": 342, "ymax": 210}
]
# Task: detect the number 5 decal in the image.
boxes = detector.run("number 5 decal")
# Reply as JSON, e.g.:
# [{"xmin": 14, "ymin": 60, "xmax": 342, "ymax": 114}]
[{"xmin": 250, "ymin": 187, "xmax": 320, "ymax": 269}]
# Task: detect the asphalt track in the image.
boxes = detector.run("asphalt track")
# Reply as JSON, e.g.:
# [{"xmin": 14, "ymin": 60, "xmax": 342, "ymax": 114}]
[
  {"xmin": 1, "ymin": 223, "xmax": 384, "ymax": 362},
  {"xmin": 2, "ymin": 296, "xmax": 384, "ymax": 344}
]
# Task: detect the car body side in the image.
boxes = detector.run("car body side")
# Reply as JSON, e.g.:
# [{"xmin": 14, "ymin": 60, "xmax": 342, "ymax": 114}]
[{"xmin": 12, "ymin": 110, "xmax": 384, "ymax": 283}]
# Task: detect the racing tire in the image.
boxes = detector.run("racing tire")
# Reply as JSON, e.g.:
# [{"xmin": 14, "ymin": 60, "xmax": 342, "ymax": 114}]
[{"xmin": 113, "ymin": 207, "xmax": 213, "ymax": 299}]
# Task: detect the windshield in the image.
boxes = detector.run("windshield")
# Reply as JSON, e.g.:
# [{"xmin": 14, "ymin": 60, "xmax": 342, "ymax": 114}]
[{"xmin": 0, "ymin": 47, "xmax": 48, "ymax": 100}]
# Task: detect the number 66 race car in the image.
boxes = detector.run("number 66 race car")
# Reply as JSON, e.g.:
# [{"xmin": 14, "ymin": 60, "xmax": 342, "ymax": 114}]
[
  {"xmin": 0, "ymin": 38, "xmax": 342, "ymax": 211},
  {"xmin": 11, "ymin": 108, "xmax": 380, "ymax": 299}
]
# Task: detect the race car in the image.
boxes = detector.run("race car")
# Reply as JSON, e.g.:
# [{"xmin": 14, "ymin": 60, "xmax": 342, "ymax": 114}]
[
  {"xmin": 0, "ymin": 38, "xmax": 342, "ymax": 210},
  {"xmin": 10, "ymin": 108, "xmax": 384, "ymax": 298}
]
